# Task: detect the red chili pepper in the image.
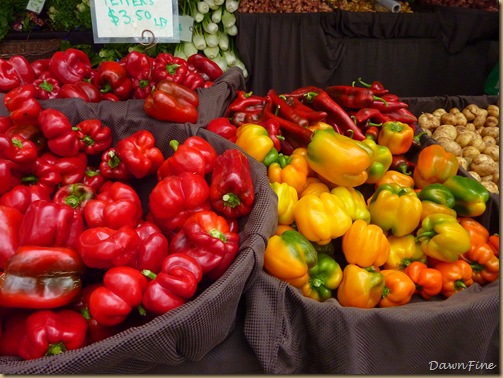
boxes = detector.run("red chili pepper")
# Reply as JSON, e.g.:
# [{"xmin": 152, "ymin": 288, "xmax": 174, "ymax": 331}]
[
  {"xmin": 0, "ymin": 204, "xmax": 23, "ymax": 269},
  {"xmin": 0, "ymin": 183, "xmax": 52, "ymax": 214},
  {"xmin": 262, "ymin": 118, "xmax": 283, "ymax": 151},
  {"xmin": 283, "ymin": 95, "xmax": 328, "ymax": 124},
  {"xmin": 38, "ymin": 151, "xmax": 88, "ymax": 185},
  {"xmin": 33, "ymin": 77, "xmax": 60, "ymax": 100},
  {"xmin": 83, "ymin": 181, "xmax": 143, "ymax": 229},
  {"xmin": 141, "ymin": 253, "xmax": 203, "ymax": 315},
  {"xmin": 187, "ymin": 53, "xmax": 223, "ymax": 82},
  {"xmin": 82, "ymin": 165, "xmax": 110, "ymax": 192},
  {"xmin": 371, "ymin": 99, "xmax": 409, "ymax": 113},
  {"xmin": 352, "ymin": 107, "xmax": 383, "ymax": 126},
  {"xmin": 152, "ymin": 52, "xmax": 188, "ymax": 84},
  {"xmin": 129, "ymin": 221, "xmax": 169, "ymax": 274},
  {"xmin": 0, "ymin": 245, "xmax": 84, "ymax": 309},
  {"xmin": 385, "ymin": 107, "xmax": 418, "ymax": 125},
  {"xmin": 115, "ymin": 129, "xmax": 164, "ymax": 179},
  {"xmin": 0, "ymin": 133, "xmax": 38, "ymax": 172},
  {"xmin": 267, "ymin": 89, "xmax": 309, "ymax": 127},
  {"xmin": 325, "ymin": 85, "xmax": 387, "ymax": 109},
  {"xmin": 210, "ymin": 148, "xmax": 255, "ymax": 219},
  {"xmin": 19, "ymin": 199, "xmax": 85, "ymax": 250},
  {"xmin": 49, "ymin": 48, "xmax": 92, "ymax": 84},
  {"xmin": 99, "ymin": 147, "xmax": 134, "ymax": 181},
  {"xmin": 225, "ymin": 90, "xmax": 265, "ymax": 115},
  {"xmin": 170, "ymin": 210, "xmax": 240, "ymax": 282},
  {"xmin": 207, "ymin": 117, "xmax": 238, "ymax": 142},
  {"xmin": 157, "ymin": 136, "xmax": 217, "ymax": 180},
  {"xmin": 53, "ymin": 183, "xmax": 96, "ymax": 212},
  {"xmin": 356, "ymin": 77, "xmax": 389, "ymax": 96},
  {"xmin": 89, "ymin": 266, "xmax": 148, "ymax": 326},
  {"xmin": 74, "ymin": 119, "xmax": 113, "ymax": 155},
  {"xmin": 38, "ymin": 108, "xmax": 80, "ymax": 157}
]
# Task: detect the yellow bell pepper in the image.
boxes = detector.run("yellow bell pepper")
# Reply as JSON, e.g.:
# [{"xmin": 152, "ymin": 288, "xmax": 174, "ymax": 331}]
[
  {"xmin": 368, "ymin": 183, "xmax": 423, "ymax": 237},
  {"xmin": 299, "ymin": 177, "xmax": 330, "ymax": 198},
  {"xmin": 337, "ymin": 264, "xmax": 385, "ymax": 308},
  {"xmin": 235, "ymin": 123, "xmax": 277, "ymax": 165},
  {"xmin": 268, "ymin": 152, "xmax": 309, "ymax": 194},
  {"xmin": 294, "ymin": 192, "xmax": 352, "ymax": 245},
  {"xmin": 263, "ymin": 229, "xmax": 318, "ymax": 288},
  {"xmin": 270, "ymin": 182, "xmax": 298, "ymax": 226},
  {"xmin": 342, "ymin": 219, "xmax": 390, "ymax": 268},
  {"xmin": 330, "ymin": 186, "xmax": 371, "ymax": 223},
  {"xmin": 275, "ymin": 224, "xmax": 296, "ymax": 236},
  {"xmin": 374, "ymin": 167, "xmax": 415, "ymax": 189},
  {"xmin": 383, "ymin": 234, "xmax": 428, "ymax": 270},
  {"xmin": 419, "ymin": 200, "xmax": 457, "ymax": 222},
  {"xmin": 306, "ymin": 128, "xmax": 373, "ymax": 187}
]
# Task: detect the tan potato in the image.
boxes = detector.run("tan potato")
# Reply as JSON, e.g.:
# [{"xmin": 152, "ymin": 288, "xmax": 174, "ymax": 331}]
[
  {"xmin": 470, "ymin": 154, "xmax": 498, "ymax": 176},
  {"xmin": 487, "ymin": 104, "xmax": 499, "ymax": 118},
  {"xmin": 492, "ymin": 171, "xmax": 499, "ymax": 185},
  {"xmin": 417, "ymin": 113, "xmax": 440, "ymax": 130},
  {"xmin": 482, "ymin": 135, "xmax": 497, "ymax": 147},
  {"xmin": 453, "ymin": 112, "xmax": 467, "ymax": 126},
  {"xmin": 484, "ymin": 115, "xmax": 499, "ymax": 128},
  {"xmin": 464, "ymin": 123, "xmax": 476, "ymax": 132},
  {"xmin": 440, "ymin": 112, "xmax": 457, "ymax": 126},
  {"xmin": 455, "ymin": 132, "xmax": 476, "ymax": 148},
  {"xmin": 461, "ymin": 146, "xmax": 481, "ymax": 160},
  {"xmin": 455, "ymin": 126, "xmax": 470, "ymax": 134},
  {"xmin": 432, "ymin": 108, "xmax": 447, "ymax": 119},
  {"xmin": 456, "ymin": 156, "xmax": 469, "ymax": 170},
  {"xmin": 483, "ymin": 144, "xmax": 499, "ymax": 162},
  {"xmin": 480, "ymin": 181, "xmax": 499, "ymax": 194},
  {"xmin": 462, "ymin": 104, "xmax": 480, "ymax": 121},
  {"xmin": 480, "ymin": 126, "xmax": 500, "ymax": 139},
  {"xmin": 468, "ymin": 135, "xmax": 486, "ymax": 152},
  {"xmin": 449, "ymin": 107, "xmax": 461, "ymax": 114},
  {"xmin": 468, "ymin": 171, "xmax": 481, "ymax": 181},
  {"xmin": 481, "ymin": 174, "xmax": 494, "ymax": 182},
  {"xmin": 473, "ymin": 114, "xmax": 488, "ymax": 129},
  {"xmin": 432, "ymin": 124, "xmax": 458, "ymax": 140},
  {"xmin": 436, "ymin": 137, "xmax": 462, "ymax": 156}
]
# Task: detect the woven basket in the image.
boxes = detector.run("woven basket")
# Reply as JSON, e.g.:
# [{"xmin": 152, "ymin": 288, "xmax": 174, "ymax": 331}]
[{"xmin": 0, "ymin": 38, "xmax": 61, "ymax": 61}]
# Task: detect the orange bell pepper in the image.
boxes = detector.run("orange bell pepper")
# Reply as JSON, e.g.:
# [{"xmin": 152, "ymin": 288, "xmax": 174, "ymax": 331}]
[
  {"xmin": 377, "ymin": 121, "xmax": 414, "ymax": 155},
  {"xmin": 412, "ymin": 144, "xmax": 459, "ymax": 189},
  {"xmin": 268, "ymin": 152, "xmax": 309, "ymax": 194},
  {"xmin": 378, "ymin": 269, "xmax": 416, "ymax": 307},
  {"xmin": 383, "ymin": 234, "xmax": 427, "ymax": 270},
  {"xmin": 374, "ymin": 169, "xmax": 415, "ymax": 189},
  {"xmin": 458, "ymin": 217, "xmax": 489, "ymax": 248},
  {"xmin": 299, "ymin": 177, "xmax": 330, "ymax": 198},
  {"xmin": 403, "ymin": 261, "xmax": 443, "ymax": 300},
  {"xmin": 433, "ymin": 259, "xmax": 474, "ymax": 298},
  {"xmin": 342, "ymin": 219, "xmax": 390, "ymax": 268},
  {"xmin": 337, "ymin": 264, "xmax": 385, "ymax": 308},
  {"xmin": 419, "ymin": 200, "xmax": 457, "ymax": 222},
  {"xmin": 488, "ymin": 234, "xmax": 499, "ymax": 257},
  {"xmin": 275, "ymin": 224, "xmax": 296, "ymax": 236}
]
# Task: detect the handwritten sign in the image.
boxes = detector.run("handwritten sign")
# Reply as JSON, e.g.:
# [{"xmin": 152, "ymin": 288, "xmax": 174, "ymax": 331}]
[
  {"xmin": 90, "ymin": 0, "xmax": 180, "ymax": 43},
  {"xmin": 26, "ymin": 0, "xmax": 46, "ymax": 14}
]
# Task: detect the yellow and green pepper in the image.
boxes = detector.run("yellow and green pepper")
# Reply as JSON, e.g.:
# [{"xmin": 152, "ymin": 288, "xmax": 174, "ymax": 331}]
[
  {"xmin": 268, "ymin": 152, "xmax": 309, "ymax": 194},
  {"xmin": 383, "ymin": 234, "xmax": 427, "ymax": 270},
  {"xmin": 337, "ymin": 264, "xmax": 385, "ymax": 308},
  {"xmin": 361, "ymin": 137, "xmax": 392, "ymax": 184},
  {"xmin": 270, "ymin": 182, "xmax": 298, "ymax": 226},
  {"xmin": 235, "ymin": 123, "xmax": 278, "ymax": 166},
  {"xmin": 330, "ymin": 186, "xmax": 371, "ymax": 223},
  {"xmin": 301, "ymin": 253, "xmax": 342, "ymax": 302}
]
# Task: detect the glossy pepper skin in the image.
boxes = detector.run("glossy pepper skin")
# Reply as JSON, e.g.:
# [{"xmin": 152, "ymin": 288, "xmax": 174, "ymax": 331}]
[
  {"xmin": 74, "ymin": 119, "xmax": 113, "ymax": 156},
  {"xmin": 403, "ymin": 261, "xmax": 443, "ymax": 300},
  {"xmin": 378, "ymin": 269, "xmax": 416, "ymax": 307},
  {"xmin": 417, "ymin": 183, "xmax": 456, "ymax": 208},
  {"xmin": 434, "ymin": 259, "xmax": 474, "ymax": 298},
  {"xmin": 263, "ymin": 229, "xmax": 318, "ymax": 288},
  {"xmin": 209, "ymin": 148, "xmax": 255, "ymax": 219},
  {"xmin": 127, "ymin": 221, "xmax": 170, "ymax": 274},
  {"xmin": 92, "ymin": 61, "xmax": 133, "ymax": 101},
  {"xmin": 415, "ymin": 213, "xmax": 471, "ymax": 263},
  {"xmin": 268, "ymin": 152, "xmax": 309, "ymax": 194},
  {"xmin": 343, "ymin": 219, "xmax": 390, "ymax": 268},
  {"xmin": 377, "ymin": 121, "xmax": 414, "ymax": 155},
  {"xmin": 330, "ymin": 186, "xmax": 371, "ymax": 223},
  {"xmin": 0, "ymin": 245, "xmax": 84, "ymax": 309},
  {"xmin": 368, "ymin": 183, "xmax": 422, "ymax": 237},
  {"xmin": 38, "ymin": 108, "xmax": 80, "ymax": 157},
  {"xmin": 38, "ymin": 151, "xmax": 88, "ymax": 185},
  {"xmin": 169, "ymin": 210, "xmax": 240, "ymax": 282},
  {"xmin": 58, "ymin": 81, "xmax": 101, "ymax": 102},
  {"xmin": 99, "ymin": 148, "xmax": 134, "ymax": 181},
  {"xmin": 52, "ymin": 183, "xmax": 96, "ymax": 213},
  {"xmin": 337, "ymin": 264, "xmax": 385, "ymax": 308},
  {"xmin": 0, "ymin": 204, "xmax": 23, "ymax": 269},
  {"xmin": 0, "ymin": 133, "xmax": 38, "ymax": 172},
  {"xmin": 441, "ymin": 175, "xmax": 490, "ymax": 217},
  {"xmin": 375, "ymin": 169, "xmax": 415, "ymax": 189},
  {"xmin": 235, "ymin": 123, "xmax": 278, "ymax": 166},
  {"xmin": 152, "ymin": 52, "xmax": 188, "ymax": 83},
  {"xmin": 306, "ymin": 128, "xmax": 373, "ymax": 187},
  {"xmin": 187, "ymin": 53, "xmax": 223, "ymax": 82},
  {"xmin": 48, "ymin": 48, "xmax": 92, "ymax": 84},
  {"xmin": 294, "ymin": 192, "xmax": 352, "ymax": 245},
  {"xmin": 207, "ymin": 117, "xmax": 238, "ymax": 143},
  {"xmin": 89, "ymin": 266, "xmax": 148, "ymax": 326},
  {"xmin": 300, "ymin": 177, "xmax": 330, "ymax": 198},
  {"xmin": 383, "ymin": 234, "xmax": 427, "ymax": 270},
  {"xmin": 301, "ymin": 253, "xmax": 342, "ymax": 302},
  {"xmin": 412, "ymin": 144, "xmax": 459, "ymax": 189},
  {"xmin": 419, "ymin": 200, "xmax": 457, "ymax": 223},
  {"xmin": 142, "ymin": 253, "xmax": 203, "ymax": 315},
  {"xmin": 270, "ymin": 182, "xmax": 298, "ymax": 226},
  {"xmin": 4, "ymin": 84, "xmax": 43, "ymax": 128},
  {"xmin": 361, "ymin": 137, "xmax": 392, "ymax": 184}
]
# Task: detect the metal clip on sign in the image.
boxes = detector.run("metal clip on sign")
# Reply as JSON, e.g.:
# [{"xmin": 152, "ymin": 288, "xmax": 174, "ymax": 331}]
[{"xmin": 141, "ymin": 29, "xmax": 157, "ymax": 79}]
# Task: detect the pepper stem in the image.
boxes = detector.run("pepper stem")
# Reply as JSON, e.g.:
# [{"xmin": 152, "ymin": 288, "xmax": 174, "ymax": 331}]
[
  {"xmin": 415, "ymin": 231, "xmax": 437, "ymax": 242},
  {"xmin": 208, "ymin": 228, "xmax": 227, "ymax": 242},
  {"xmin": 45, "ymin": 342, "xmax": 67, "ymax": 356},
  {"xmin": 142, "ymin": 269, "xmax": 158, "ymax": 280},
  {"xmin": 222, "ymin": 193, "xmax": 241, "ymax": 208},
  {"xmin": 169, "ymin": 140, "xmax": 180, "ymax": 152}
]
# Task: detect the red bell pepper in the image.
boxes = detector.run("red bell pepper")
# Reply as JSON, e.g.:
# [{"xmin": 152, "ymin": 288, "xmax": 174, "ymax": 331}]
[
  {"xmin": 3, "ymin": 84, "xmax": 43, "ymax": 128},
  {"xmin": 33, "ymin": 77, "xmax": 60, "ymax": 100},
  {"xmin": 8, "ymin": 55, "xmax": 36, "ymax": 84},
  {"xmin": 0, "ymin": 311, "xmax": 29, "ymax": 357},
  {"xmin": 0, "ymin": 132, "xmax": 38, "ymax": 173},
  {"xmin": 157, "ymin": 136, "xmax": 217, "ymax": 180},
  {"xmin": 49, "ymin": 48, "xmax": 92, "ymax": 84},
  {"xmin": 82, "ymin": 165, "xmax": 110, "ymax": 191},
  {"xmin": 53, "ymin": 183, "xmax": 96, "ymax": 213},
  {"xmin": 129, "ymin": 221, "xmax": 169, "ymax": 274},
  {"xmin": 74, "ymin": 119, "xmax": 113, "ymax": 155},
  {"xmin": 115, "ymin": 130, "xmax": 164, "ymax": 179},
  {"xmin": 0, "ymin": 204, "xmax": 23, "ymax": 269},
  {"xmin": 0, "ymin": 245, "xmax": 84, "ymax": 309},
  {"xmin": 31, "ymin": 58, "xmax": 50, "ymax": 78},
  {"xmin": 142, "ymin": 253, "xmax": 203, "ymax": 315},
  {"xmin": 99, "ymin": 147, "xmax": 134, "ymax": 181},
  {"xmin": 148, "ymin": 171, "xmax": 212, "ymax": 236},
  {"xmin": 58, "ymin": 80, "xmax": 102, "ymax": 103},
  {"xmin": 187, "ymin": 53, "xmax": 223, "ymax": 82},
  {"xmin": 181, "ymin": 70, "xmax": 205, "ymax": 91},
  {"xmin": 20, "ymin": 156, "xmax": 62, "ymax": 195},
  {"xmin": 206, "ymin": 117, "xmax": 238, "ymax": 142},
  {"xmin": 0, "ymin": 115, "xmax": 12, "ymax": 133},
  {"xmin": 0, "ymin": 183, "xmax": 52, "ymax": 214},
  {"xmin": 0, "ymin": 56, "xmax": 36, "ymax": 92},
  {"xmin": 209, "ymin": 148, "xmax": 255, "ymax": 219},
  {"xmin": 0, "ymin": 159, "xmax": 21, "ymax": 196},
  {"xmin": 144, "ymin": 79, "xmax": 199, "ymax": 123},
  {"xmin": 17, "ymin": 309, "xmax": 88, "ymax": 360},
  {"xmin": 77, "ymin": 225, "xmax": 141, "ymax": 269},
  {"xmin": 89, "ymin": 266, "xmax": 148, "ymax": 326},
  {"xmin": 83, "ymin": 181, "xmax": 143, "ymax": 229},
  {"xmin": 3, "ymin": 83, "xmax": 38, "ymax": 112},
  {"xmin": 19, "ymin": 199, "xmax": 85, "ymax": 250},
  {"xmin": 152, "ymin": 52, "xmax": 188, "ymax": 83},
  {"xmin": 120, "ymin": 51, "xmax": 155, "ymax": 99},
  {"xmin": 38, "ymin": 151, "xmax": 88, "ymax": 185},
  {"xmin": 38, "ymin": 108, "xmax": 80, "ymax": 157},
  {"xmin": 92, "ymin": 61, "xmax": 133, "ymax": 101},
  {"xmin": 5, "ymin": 123, "xmax": 47, "ymax": 155},
  {"xmin": 170, "ymin": 210, "xmax": 240, "ymax": 281}
]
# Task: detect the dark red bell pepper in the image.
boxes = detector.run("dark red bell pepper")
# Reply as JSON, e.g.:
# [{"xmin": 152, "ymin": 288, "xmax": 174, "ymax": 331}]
[
  {"xmin": 0, "ymin": 311, "xmax": 30, "ymax": 357},
  {"xmin": 49, "ymin": 48, "xmax": 92, "ymax": 84},
  {"xmin": 141, "ymin": 253, "xmax": 203, "ymax": 315},
  {"xmin": 77, "ymin": 225, "xmax": 141, "ymax": 269},
  {"xmin": 209, "ymin": 148, "xmax": 255, "ymax": 219},
  {"xmin": 390, "ymin": 154, "xmax": 416, "ymax": 175},
  {"xmin": 74, "ymin": 119, "xmax": 113, "ymax": 155},
  {"xmin": 99, "ymin": 147, "xmax": 134, "ymax": 181},
  {"xmin": 17, "ymin": 309, "xmax": 88, "ymax": 360},
  {"xmin": 92, "ymin": 61, "xmax": 133, "ymax": 101},
  {"xmin": 169, "ymin": 210, "xmax": 240, "ymax": 281},
  {"xmin": 82, "ymin": 165, "xmax": 110, "ymax": 191},
  {"xmin": 38, "ymin": 151, "xmax": 88, "ymax": 185},
  {"xmin": 187, "ymin": 53, "xmax": 223, "ymax": 82},
  {"xmin": 83, "ymin": 181, "xmax": 144, "ymax": 229},
  {"xmin": 115, "ymin": 130, "xmax": 164, "ymax": 179},
  {"xmin": 148, "ymin": 171, "xmax": 212, "ymax": 236},
  {"xmin": 206, "ymin": 117, "xmax": 238, "ymax": 143},
  {"xmin": 157, "ymin": 136, "xmax": 217, "ymax": 180},
  {"xmin": 89, "ymin": 266, "xmax": 148, "ymax": 326},
  {"xmin": 19, "ymin": 199, "xmax": 85, "ymax": 250},
  {"xmin": 129, "ymin": 221, "xmax": 169, "ymax": 274},
  {"xmin": 38, "ymin": 108, "xmax": 80, "ymax": 157},
  {"xmin": 33, "ymin": 77, "xmax": 60, "ymax": 100},
  {"xmin": 53, "ymin": 183, "xmax": 96, "ymax": 212},
  {"xmin": 121, "ymin": 50, "xmax": 155, "ymax": 98},
  {"xmin": 0, "ymin": 183, "xmax": 52, "ymax": 214},
  {"xmin": 0, "ymin": 245, "xmax": 84, "ymax": 309},
  {"xmin": 144, "ymin": 79, "xmax": 200, "ymax": 123},
  {"xmin": 0, "ymin": 204, "xmax": 23, "ymax": 269},
  {"xmin": 152, "ymin": 52, "xmax": 188, "ymax": 83},
  {"xmin": 0, "ymin": 133, "xmax": 38, "ymax": 173},
  {"xmin": 181, "ymin": 71, "xmax": 205, "ymax": 91}
]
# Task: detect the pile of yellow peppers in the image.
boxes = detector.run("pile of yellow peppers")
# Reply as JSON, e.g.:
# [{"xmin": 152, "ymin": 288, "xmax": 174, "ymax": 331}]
[{"xmin": 258, "ymin": 127, "xmax": 499, "ymax": 308}]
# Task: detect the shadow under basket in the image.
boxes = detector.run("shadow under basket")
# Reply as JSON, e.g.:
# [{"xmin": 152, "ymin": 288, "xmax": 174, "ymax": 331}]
[{"xmin": 0, "ymin": 38, "xmax": 61, "ymax": 61}]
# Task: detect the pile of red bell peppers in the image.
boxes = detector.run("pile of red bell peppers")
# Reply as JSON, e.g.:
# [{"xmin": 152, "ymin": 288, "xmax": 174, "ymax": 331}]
[
  {"xmin": 0, "ymin": 86, "xmax": 254, "ymax": 360},
  {"xmin": 0, "ymin": 49, "xmax": 224, "ymax": 124}
]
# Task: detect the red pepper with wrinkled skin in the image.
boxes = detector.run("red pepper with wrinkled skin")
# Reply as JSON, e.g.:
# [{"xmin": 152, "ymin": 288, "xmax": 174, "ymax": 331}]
[
  {"xmin": 77, "ymin": 225, "xmax": 141, "ymax": 269},
  {"xmin": 0, "ymin": 159, "xmax": 21, "ymax": 196},
  {"xmin": 152, "ymin": 52, "xmax": 188, "ymax": 83},
  {"xmin": 17, "ymin": 309, "xmax": 88, "ymax": 360},
  {"xmin": 3, "ymin": 84, "xmax": 42, "ymax": 128},
  {"xmin": 89, "ymin": 266, "xmax": 148, "ymax": 326},
  {"xmin": 33, "ymin": 77, "xmax": 60, "ymax": 100},
  {"xmin": 325, "ymin": 85, "xmax": 387, "ymax": 109},
  {"xmin": 58, "ymin": 81, "xmax": 101, "ymax": 103},
  {"xmin": 0, "ymin": 204, "xmax": 23, "ymax": 269},
  {"xmin": 209, "ymin": 148, "xmax": 255, "ymax": 219},
  {"xmin": 0, "ymin": 183, "xmax": 52, "ymax": 214},
  {"xmin": 129, "ymin": 221, "xmax": 169, "ymax": 274},
  {"xmin": 49, "ymin": 48, "xmax": 92, "ymax": 84},
  {"xmin": 20, "ymin": 157, "xmax": 62, "ymax": 194},
  {"xmin": 19, "ymin": 199, "xmax": 85, "ymax": 250},
  {"xmin": 207, "ymin": 117, "xmax": 238, "ymax": 142},
  {"xmin": 3, "ymin": 83, "xmax": 38, "ymax": 112},
  {"xmin": 268, "ymin": 89, "xmax": 309, "ymax": 127},
  {"xmin": 225, "ymin": 90, "xmax": 265, "ymax": 116},
  {"xmin": 120, "ymin": 50, "xmax": 155, "ymax": 98},
  {"xmin": 115, "ymin": 130, "xmax": 164, "ymax": 179},
  {"xmin": 283, "ymin": 95, "xmax": 328, "ymax": 125},
  {"xmin": 74, "ymin": 119, "xmax": 113, "ymax": 155},
  {"xmin": 157, "ymin": 136, "xmax": 217, "ymax": 180},
  {"xmin": 82, "ymin": 165, "xmax": 110, "ymax": 191},
  {"xmin": 181, "ymin": 71, "xmax": 205, "ymax": 91},
  {"xmin": 187, "ymin": 53, "xmax": 223, "ymax": 81},
  {"xmin": 31, "ymin": 58, "xmax": 50, "ymax": 78},
  {"xmin": 142, "ymin": 253, "xmax": 203, "ymax": 315},
  {"xmin": 0, "ymin": 245, "xmax": 84, "ymax": 309},
  {"xmin": 0, "ymin": 133, "xmax": 38, "ymax": 173},
  {"xmin": 38, "ymin": 151, "xmax": 88, "ymax": 185},
  {"xmin": 38, "ymin": 108, "xmax": 80, "ymax": 157},
  {"xmin": 169, "ymin": 210, "xmax": 240, "ymax": 281},
  {"xmin": 148, "ymin": 172, "xmax": 212, "ymax": 236},
  {"xmin": 84, "ymin": 181, "xmax": 144, "ymax": 229},
  {"xmin": 0, "ymin": 56, "xmax": 36, "ymax": 92},
  {"xmin": 99, "ymin": 148, "xmax": 134, "ymax": 181},
  {"xmin": 53, "ymin": 183, "xmax": 96, "ymax": 213},
  {"xmin": 92, "ymin": 61, "xmax": 133, "ymax": 101}
]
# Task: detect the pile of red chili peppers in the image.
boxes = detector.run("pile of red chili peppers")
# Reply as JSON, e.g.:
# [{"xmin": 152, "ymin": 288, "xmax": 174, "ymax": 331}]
[{"xmin": 0, "ymin": 86, "xmax": 254, "ymax": 360}]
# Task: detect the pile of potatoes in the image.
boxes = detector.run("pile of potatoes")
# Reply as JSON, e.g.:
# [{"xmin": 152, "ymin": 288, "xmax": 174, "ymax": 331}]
[{"xmin": 417, "ymin": 103, "xmax": 499, "ymax": 194}]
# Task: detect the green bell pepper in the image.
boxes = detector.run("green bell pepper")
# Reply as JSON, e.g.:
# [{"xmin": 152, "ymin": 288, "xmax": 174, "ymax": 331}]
[
  {"xmin": 361, "ymin": 137, "xmax": 392, "ymax": 184},
  {"xmin": 441, "ymin": 175, "xmax": 490, "ymax": 217},
  {"xmin": 417, "ymin": 183, "xmax": 456, "ymax": 208},
  {"xmin": 301, "ymin": 253, "xmax": 342, "ymax": 302}
]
